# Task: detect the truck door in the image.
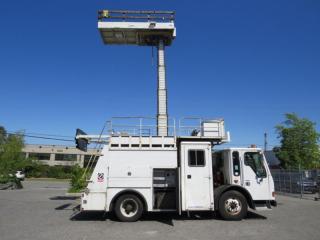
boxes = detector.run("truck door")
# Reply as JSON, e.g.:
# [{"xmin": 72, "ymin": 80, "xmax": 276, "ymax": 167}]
[
  {"xmin": 241, "ymin": 151, "xmax": 270, "ymax": 200},
  {"xmin": 180, "ymin": 142, "xmax": 213, "ymax": 211}
]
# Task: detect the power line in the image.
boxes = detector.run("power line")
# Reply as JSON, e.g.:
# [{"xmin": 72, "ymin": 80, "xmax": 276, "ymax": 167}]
[
  {"xmin": 7, "ymin": 130, "xmax": 285, "ymax": 147},
  {"xmin": 6, "ymin": 130, "xmax": 74, "ymax": 139},
  {"xmin": 25, "ymin": 132, "xmax": 74, "ymax": 139},
  {"xmin": 7, "ymin": 132, "xmax": 74, "ymax": 142}
]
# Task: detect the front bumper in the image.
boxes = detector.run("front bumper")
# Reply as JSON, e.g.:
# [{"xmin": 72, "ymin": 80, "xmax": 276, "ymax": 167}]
[{"xmin": 270, "ymin": 200, "xmax": 277, "ymax": 207}]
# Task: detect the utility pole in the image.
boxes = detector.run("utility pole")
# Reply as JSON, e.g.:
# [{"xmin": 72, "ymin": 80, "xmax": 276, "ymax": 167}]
[{"xmin": 264, "ymin": 132, "xmax": 268, "ymax": 151}]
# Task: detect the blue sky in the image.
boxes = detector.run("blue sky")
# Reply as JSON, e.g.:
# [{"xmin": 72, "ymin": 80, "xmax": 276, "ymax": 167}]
[{"xmin": 0, "ymin": 0, "xmax": 319, "ymax": 148}]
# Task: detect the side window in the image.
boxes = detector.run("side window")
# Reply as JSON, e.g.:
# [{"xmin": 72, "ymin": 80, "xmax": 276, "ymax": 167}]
[
  {"xmin": 244, "ymin": 152, "xmax": 267, "ymax": 178},
  {"xmin": 232, "ymin": 151, "xmax": 240, "ymax": 176},
  {"xmin": 188, "ymin": 150, "xmax": 205, "ymax": 167}
]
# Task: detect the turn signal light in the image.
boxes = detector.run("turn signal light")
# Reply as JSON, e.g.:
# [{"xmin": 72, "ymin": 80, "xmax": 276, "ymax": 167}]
[{"xmin": 272, "ymin": 191, "xmax": 275, "ymax": 197}]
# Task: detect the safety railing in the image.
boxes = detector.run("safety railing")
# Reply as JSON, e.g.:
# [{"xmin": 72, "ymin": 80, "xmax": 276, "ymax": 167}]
[
  {"xmin": 98, "ymin": 10, "xmax": 175, "ymax": 22},
  {"xmin": 107, "ymin": 116, "xmax": 176, "ymax": 137},
  {"xmin": 106, "ymin": 116, "xmax": 228, "ymax": 141},
  {"xmin": 178, "ymin": 117, "xmax": 204, "ymax": 136}
]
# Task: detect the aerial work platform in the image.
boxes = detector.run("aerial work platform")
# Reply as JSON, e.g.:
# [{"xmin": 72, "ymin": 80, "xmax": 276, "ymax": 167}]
[
  {"xmin": 98, "ymin": 10, "xmax": 176, "ymax": 46},
  {"xmin": 97, "ymin": 10, "xmax": 176, "ymax": 136}
]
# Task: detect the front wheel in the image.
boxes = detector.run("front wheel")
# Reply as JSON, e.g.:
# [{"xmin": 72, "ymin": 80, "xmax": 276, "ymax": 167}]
[
  {"xmin": 114, "ymin": 194, "xmax": 143, "ymax": 222},
  {"xmin": 218, "ymin": 190, "xmax": 248, "ymax": 221}
]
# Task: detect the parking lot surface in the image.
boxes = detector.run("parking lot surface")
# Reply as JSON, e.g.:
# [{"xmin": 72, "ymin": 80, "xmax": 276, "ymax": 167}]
[{"xmin": 0, "ymin": 180, "xmax": 319, "ymax": 240}]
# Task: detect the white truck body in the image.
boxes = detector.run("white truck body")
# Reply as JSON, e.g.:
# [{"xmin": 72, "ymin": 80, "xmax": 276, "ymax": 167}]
[{"xmin": 78, "ymin": 118, "xmax": 276, "ymax": 221}]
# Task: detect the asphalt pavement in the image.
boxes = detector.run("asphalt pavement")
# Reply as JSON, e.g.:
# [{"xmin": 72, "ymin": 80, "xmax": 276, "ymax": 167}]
[{"xmin": 0, "ymin": 180, "xmax": 319, "ymax": 240}]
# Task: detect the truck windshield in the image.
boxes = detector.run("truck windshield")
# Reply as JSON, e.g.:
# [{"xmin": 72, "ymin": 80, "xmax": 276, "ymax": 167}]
[{"xmin": 244, "ymin": 152, "xmax": 267, "ymax": 178}]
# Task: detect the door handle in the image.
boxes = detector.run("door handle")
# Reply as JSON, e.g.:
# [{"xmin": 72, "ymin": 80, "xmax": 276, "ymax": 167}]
[{"xmin": 187, "ymin": 175, "xmax": 191, "ymax": 179}]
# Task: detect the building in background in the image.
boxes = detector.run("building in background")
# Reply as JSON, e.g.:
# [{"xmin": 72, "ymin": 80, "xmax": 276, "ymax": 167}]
[{"xmin": 22, "ymin": 144, "xmax": 101, "ymax": 168}]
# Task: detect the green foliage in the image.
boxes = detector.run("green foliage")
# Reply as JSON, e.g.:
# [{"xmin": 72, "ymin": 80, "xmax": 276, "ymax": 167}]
[
  {"xmin": 25, "ymin": 164, "xmax": 74, "ymax": 179},
  {"xmin": 0, "ymin": 175, "xmax": 22, "ymax": 189},
  {"xmin": 24, "ymin": 163, "xmax": 47, "ymax": 178},
  {"xmin": 275, "ymin": 113, "xmax": 320, "ymax": 169},
  {"xmin": 26, "ymin": 163, "xmax": 90, "ymax": 192},
  {"xmin": 0, "ymin": 125, "xmax": 90, "ymax": 192},
  {"xmin": 68, "ymin": 165, "xmax": 88, "ymax": 193},
  {"xmin": 0, "ymin": 126, "xmax": 7, "ymax": 146},
  {"xmin": 0, "ymin": 174, "xmax": 12, "ymax": 184},
  {"xmin": 0, "ymin": 126, "xmax": 32, "ymax": 185}
]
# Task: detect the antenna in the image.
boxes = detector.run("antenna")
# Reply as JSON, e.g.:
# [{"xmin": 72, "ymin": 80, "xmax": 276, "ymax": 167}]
[{"xmin": 98, "ymin": 10, "xmax": 176, "ymax": 136}]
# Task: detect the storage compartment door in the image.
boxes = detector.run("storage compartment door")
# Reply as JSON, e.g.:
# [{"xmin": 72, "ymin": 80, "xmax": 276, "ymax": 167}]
[{"xmin": 182, "ymin": 143, "xmax": 213, "ymax": 210}]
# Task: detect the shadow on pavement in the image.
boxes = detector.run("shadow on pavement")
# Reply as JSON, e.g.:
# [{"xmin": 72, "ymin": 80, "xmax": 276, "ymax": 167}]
[
  {"xmin": 70, "ymin": 211, "xmax": 109, "ymax": 221},
  {"xmin": 55, "ymin": 203, "xmax": 73, "ymax": 210},
  {"xmin": 49, "ymin": 196, "xmax": 80, "ymax": 200},
  {"xmin": 246, "ymin": 211, "xmax": 267, "ymax": 220},
  {"xmin": 69, "ymin": 210, "xmax": 266, "ymax": 226},
  {"xmin": 50, "ymin": 196, "xmax": 79, "ymax": 200}
]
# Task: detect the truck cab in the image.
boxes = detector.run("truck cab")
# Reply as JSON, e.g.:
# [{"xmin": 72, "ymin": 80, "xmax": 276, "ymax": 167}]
[
  {"xmin": 213, "ymin": 148, "xmax": 276, "ymax": 211},
  {"xmin": 179, "ymin": 143, "xmax": 276, "ymax": 220}
]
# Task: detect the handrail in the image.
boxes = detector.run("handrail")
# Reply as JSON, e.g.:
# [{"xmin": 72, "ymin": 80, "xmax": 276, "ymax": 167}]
[
  {"xmin": 107, "ymin": 116, "xmax": 176, "ymax": 137},
  {"xmin": 76, "ymin": 116, "xmax": 229, "ymax": 147},
  {"xmin": 98, "ymin": 9, "xmax": 175, "ymax": 22},
  {"xmin": 105, "ymin": 116, "xmax": 226, "ymax": 138}
]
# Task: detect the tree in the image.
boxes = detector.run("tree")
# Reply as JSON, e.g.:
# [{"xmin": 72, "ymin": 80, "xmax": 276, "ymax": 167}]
[
  {"xmin": 275, "ymin": 113, "xmax": 320, "ymax": 169},
  {"xmin": 0, "ymin": 126, "xmax": 6, "ymax": 146},
  {"xmin": 0, "ymin": 126, "xmax": 28, "ymax": 175}
]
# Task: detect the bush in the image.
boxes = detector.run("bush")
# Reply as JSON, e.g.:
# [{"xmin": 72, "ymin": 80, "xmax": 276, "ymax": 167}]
[
  {"xmin": 25, "ymin": 164, "xmax": 47, "ymax": 178},
  {"xmin": 0, "ymin": 175, "xmax": 23, "ymax": 189},
  {"xmin": 0, "ymin": 175, "xmax": 11, "ymax": 184},
  {"xmin": 47, "ymin": 166, "xmax": 73, "ymax": 179},
  {"xmin": 12, "ymin": 162, "xmax": 91, "ymax": 192},
  {"xmin": 68, "ymin": 165, "xmax": 88, "ymax": 193},
  {"xmin": 25, "ymin": 164, "xmax": 75, "ymax": 179}
]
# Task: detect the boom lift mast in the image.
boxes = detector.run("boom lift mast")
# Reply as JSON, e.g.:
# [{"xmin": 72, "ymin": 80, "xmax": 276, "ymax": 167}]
[{"xmin": 98, "ymin": 10, "xmax": 176, "ymax": 136}]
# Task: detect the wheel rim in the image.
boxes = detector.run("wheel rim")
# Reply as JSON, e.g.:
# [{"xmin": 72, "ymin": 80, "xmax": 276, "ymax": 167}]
[
  {"xmin": 120, "ymin": 198, "xmax": 138, "ymax": 218},
  {"xmin": 224, "ymin": 198, "xmax": 242, "ymax": 215}
]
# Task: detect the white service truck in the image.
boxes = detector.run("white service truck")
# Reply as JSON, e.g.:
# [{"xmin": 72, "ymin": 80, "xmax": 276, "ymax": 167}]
[{"xmin": 76, "ymin": 118, "xmax": 276, "ymax": 222}]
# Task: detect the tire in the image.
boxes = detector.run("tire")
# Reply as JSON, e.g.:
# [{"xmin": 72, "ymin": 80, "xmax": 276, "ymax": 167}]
[
  {"xmin": 114, "ymin": 194, "xmax": 144, "ymax": 222},
  {"xmin": 218, "ymin": 190, "xmax": 248, "ymax": 221}
]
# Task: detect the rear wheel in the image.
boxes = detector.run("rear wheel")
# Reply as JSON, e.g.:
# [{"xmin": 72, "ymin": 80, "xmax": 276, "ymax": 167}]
[
  {"xmin": 218, "ymin": 190, "xmax": 247, "ymax": 221},
  {"xmin": 114, "ymin": 194, "xmax": 143, "ymax": 222}
]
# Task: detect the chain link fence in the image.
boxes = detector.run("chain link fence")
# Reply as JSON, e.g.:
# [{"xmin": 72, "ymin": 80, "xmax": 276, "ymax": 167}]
[{"xmin": 271, "ymin": 169, "xmax": 320, "ymax": 200}]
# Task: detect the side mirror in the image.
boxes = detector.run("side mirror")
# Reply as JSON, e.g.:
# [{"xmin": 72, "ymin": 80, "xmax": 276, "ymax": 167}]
[
  {"xmin": 75, "ymin": 128, "xmax": 88, "ymax": 152},
  {"xmin": 256, "ymin": 176, "xmax": 263, "ymax": 183}
]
